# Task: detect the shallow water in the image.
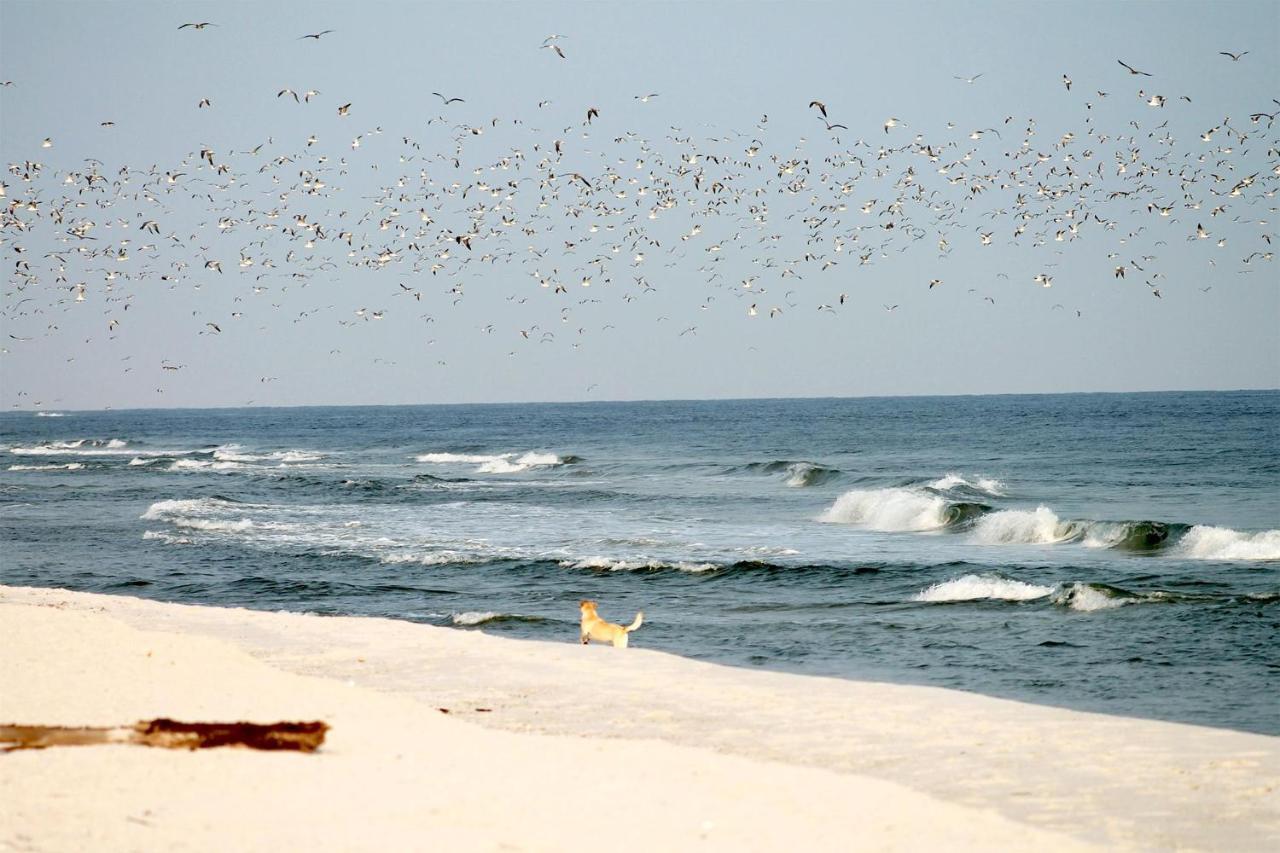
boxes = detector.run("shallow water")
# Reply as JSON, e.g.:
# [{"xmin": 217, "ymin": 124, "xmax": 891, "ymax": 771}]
[{"xmin": 2, "ymin": 390, "xmax": 1277, "ymax": 733}]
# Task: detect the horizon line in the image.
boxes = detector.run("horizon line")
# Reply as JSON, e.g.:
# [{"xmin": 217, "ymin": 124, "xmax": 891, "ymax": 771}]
[{"xmin": 3, "ymin": 385, "xmax": 1277, "ymax": 416}]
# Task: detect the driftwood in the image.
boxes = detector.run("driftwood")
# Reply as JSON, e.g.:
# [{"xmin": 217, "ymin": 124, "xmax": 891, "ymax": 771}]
[{"xmin": 0, "ymin": 718, "xmax": 329, "ymax": 753}]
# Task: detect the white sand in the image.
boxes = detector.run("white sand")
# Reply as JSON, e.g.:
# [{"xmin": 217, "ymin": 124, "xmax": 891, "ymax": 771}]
[{"xmin": 1, "ymin": 586, "xmax": 1275, "ymax": 851}]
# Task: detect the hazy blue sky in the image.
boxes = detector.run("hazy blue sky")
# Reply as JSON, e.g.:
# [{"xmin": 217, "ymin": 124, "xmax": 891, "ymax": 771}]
[{"xmin": 1, "ymin": 0, "xmax": 1277, "ymax": 410}]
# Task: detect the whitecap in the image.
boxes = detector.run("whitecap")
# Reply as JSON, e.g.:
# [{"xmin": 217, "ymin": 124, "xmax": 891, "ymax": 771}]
[
  {"xmin": 819, "ymin": 487, "xmax": 950, "ymax": 531},
  {"xmin": 1176, "ymin": 526, "xmax": 1280, "ymax": 561},
  {"xmin": 1051, "ymin": 583, "xmax": 1130, "ymax": 612},
  {"xmin": 7, "ymin": 462, "xmax": 85, "ymax": 471},
  {"xmin": 451, "ymin": 611, "xmax": 501, "ymax": 626},
  {"xmin": 559, "ymin": 556, "xmax": 719, "ymax": 572},
  {"xmin": 971, "ymin": 506, "xmax": 1078, "ymax": 544},
  {"xmin": 928, "ymin": 473, "xmax": 1006, "ymax": 496},
  {"xmin": 914, "ymin": 574, "xmax": 1053, "ymax": 602}
]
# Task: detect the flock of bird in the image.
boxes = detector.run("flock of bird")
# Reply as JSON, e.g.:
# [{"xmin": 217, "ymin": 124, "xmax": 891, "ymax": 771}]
[{"xmin": 1, "ymin": 23, "xmax": 1277, "ymax": 404}]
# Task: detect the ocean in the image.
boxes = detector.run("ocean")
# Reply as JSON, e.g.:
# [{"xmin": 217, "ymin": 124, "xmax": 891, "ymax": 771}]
[{"xmin": 2, "ymin": 391, "xmax": 1277, "ymax": 734}]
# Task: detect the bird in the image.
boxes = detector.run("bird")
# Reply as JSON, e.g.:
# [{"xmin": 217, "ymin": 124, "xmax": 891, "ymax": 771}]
[
  {"xmin": 883, "ymin": 117, "xmax": 904, "ymax": 133},
  {"xmin": 1063, "ymin": 74, "xmax": 1072, "ymax": 90},
  {"xmin": 299, "ymin": 30, "xmax": 335, "ymax": 40},
  {"xmin": 809, "ymin": 100, "xmax": 827, "ymax": 118},
  {"xmin": 197, "ymin": 98, "xmax": 211, "ymax": 108},
  {"xmin": 822, "ymin": 120, "xmax": 848, "ymax": 131},
  {"xmin": 585, "ymin": 107, "xmax": 599, "ymax": 123},
  {"xmin": 337, "ymin": 103, "xmax": 351, "ymax": 116},
  {"xmin": 432, "ymin": 92, "xmax": 464, "ymax": 105},
  {"xmin": 1117, "ymin": 60, "xmax": 1152, "ymax": 76},
  {"xmin": 1220, "ymin": 51, "xmax": 1249, "ymax": 61},
  {"xmin": 953, "ymin": 73, "xmax": 983, "ymax": 84},
  {"xmin": 928, "ymin": 278, "xmax": 943, "ymax": 289},
  {"xmin": 634, "ymin": 93, "xmax": 659, "ymax": 102},
  {"xmin": 178, "ymin": 22, "xmax": 215, "ymax": 30},
  {"xmin": 543, "ymin": 43, "xmax": 566, "ymax": 59}
]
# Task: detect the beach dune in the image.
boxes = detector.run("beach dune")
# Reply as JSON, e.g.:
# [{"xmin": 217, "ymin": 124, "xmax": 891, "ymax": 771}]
[{"xmin": 1, "ymin": 585, "xmax": 1275, "ymax": 851}]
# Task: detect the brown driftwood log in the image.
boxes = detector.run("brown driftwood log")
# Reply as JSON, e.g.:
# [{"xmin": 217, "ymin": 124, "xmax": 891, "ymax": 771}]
[{"xmin": 0, "ymin": 719, "xmax": 329, "ymax": 753}]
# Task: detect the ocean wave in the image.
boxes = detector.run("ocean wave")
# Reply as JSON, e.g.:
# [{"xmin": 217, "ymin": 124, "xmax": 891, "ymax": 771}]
[
  {"xmin": 212, "ymin": 445, "xmax": 323, "ymax": 464},
  {"xmin": 449, "ymin": 611, "xmax": 547, "ymax": 627},
  {"xmin": 141, "ymin": 497, "xmax": 249, "ymax": 520},
  {"xmin": 35, "ymin": 411, "xmax": 65, "ymax": 417},
  {"xmin": 820, "ymin": 487, "xmax": 984, "ymax": 531},
  {"xmin": 1175, "ymin": 526, "xmax": 1280, "ymax": 561},
  {"xmin": 7, "ymin": 462, "xmax": 86, "ymax": 471},
  {"xmin": 971, "ymin": 506, "xmax": 1080, "ymax": 544},
  {"xmin": 380, "ymin": 552, "xmax": 486, "ymax": 566},
  {"xmin": 784, "ymin": 462, "xmax": 841, "ymax": 487},
  {"xmin": 416, "ymin": 450, "xmax": 571, "ymax": 474},
  {"xmin": 559, "ymin": 556, "xmax": 720, "ymax": 572},
  {"xmin": 1050, "ymin": 582, "xmax": 1136, "ymax": 612},
  {"xmin": 914, "ymin": 574, "xmax": 1054, "ymax": 602},
  {"xmin": 167, "ymin": 458, "xmax": 247, "ymax": 472},
  {"xmin": 927, "ymin": 473, "xmax": 1006, "ymax": 496},
  {"xmin": 9, "ymin": 438, "xmax": 195, "ymax": 458}
]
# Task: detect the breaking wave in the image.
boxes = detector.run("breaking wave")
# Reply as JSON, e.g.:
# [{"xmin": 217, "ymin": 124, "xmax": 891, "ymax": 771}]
[
  {"xmin": 559, "ymin": 556, "xmax": 721, "ymax": 572},
  {"xmin": 415, "ymin": 450, "xmax": 572, "ymax": 474},
  {"xmin": 927, "ymin": 473, "xmax": 1006, "ymax": 496},
  {"xmin": 7, "ymin": 462, "xmax": 86, "ymax": 471},
  {"xmin": 450, "ymin": 611, "xmax": 547, "ymax": 627},
  {"xmin": 820, "ymin": 487, "xmax": 986, "ymax": 531},
  {"xmin": 914, "ymin": 574, "xmax": 1054, "ymax": 602},
  {"xmin": 7, "ymin": 439, "xmax": 193, "ymax": 458},
  {"xmin": 1176, "ymin": 526, "xmax": 1280, "ymax": 561},
  {"xmin": 971, "ymin": 507, "xmax": 1080, "ymax": 544}
]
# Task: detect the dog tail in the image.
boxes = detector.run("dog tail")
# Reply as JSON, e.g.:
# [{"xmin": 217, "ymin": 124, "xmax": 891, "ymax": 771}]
[{"xmin": 625, "ymin": 612, "xmax": 644, "ymax": 633}]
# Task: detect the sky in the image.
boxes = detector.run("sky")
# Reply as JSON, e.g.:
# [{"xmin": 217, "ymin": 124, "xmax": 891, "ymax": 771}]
[{"xmin": 1, "ymin": 0, "xmax": 1277, "ymax": 410}]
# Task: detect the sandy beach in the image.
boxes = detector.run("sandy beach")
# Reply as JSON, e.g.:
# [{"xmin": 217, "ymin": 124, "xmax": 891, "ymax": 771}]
[{"xmin": 0, "ymin": 585, "xmax": 1275, "ymax": 851}]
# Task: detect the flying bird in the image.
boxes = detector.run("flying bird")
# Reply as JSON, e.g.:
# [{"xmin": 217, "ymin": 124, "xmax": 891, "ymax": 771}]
[
  {"xmin": 300, "ymin": 30, "xmax": 335, "ymax": 40},
  {"xmin": 1219, "ymin": 51, "xmax": 1249, "ymax": 61},
  {"xmin": 953, "ymin": 73, "xmax": 984, "ymax": 84},
  {"xmin": 177, "ymin": 22, "xmax": 215, "ymax": 30},
  {"xmin": 1117, "ymin": 60, "xmax": 1152, "ymax": 76},
  {"xmin": 809, "ymin": 100, "xmax": 827, "ymax": 118},
  {"xmin": 432, "ymin": 92, "xmax": 464, "ymax": 105}
]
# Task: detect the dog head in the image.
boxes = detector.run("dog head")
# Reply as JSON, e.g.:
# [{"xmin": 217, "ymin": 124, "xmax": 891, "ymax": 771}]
[{"xmin": 579, "ymin": 600, "xmax": 598, "ymax": 617}]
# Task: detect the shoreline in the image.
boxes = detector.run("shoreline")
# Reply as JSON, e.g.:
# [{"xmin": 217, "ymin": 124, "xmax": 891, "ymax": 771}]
[{"xmin": 2, "ymin": 585, "xmax": 1276, "ymax": 850}]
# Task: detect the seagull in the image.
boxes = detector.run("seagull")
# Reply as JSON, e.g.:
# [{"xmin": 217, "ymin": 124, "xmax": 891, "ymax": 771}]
[
  {"xmin": 822, "ymin": 120, "xmax": 848, "ymax": 131},
  {"xmin": 883, "ymin": 304, "xmax": 899, "ymax": 312},
  {"xmin": 197, "ymin": 98, "xmax": 211, "ymax": 108},
  {"xmin": 299, "ymin": 30, "xmax": 335, "ymax": 40},
  {"xmin": 1063, "ymin": 74, "xmax": 1072, "ymax": 90},
  {"xmin": 1220, "ymin": 51, "xmax": 1249, "ymax": 61},
  {"xmin": 1117, "ymin": 60, "xmax": 1152, "ymax": 76},
  {"xmin": 634, "ymin": 93, "xmax": 659, "ymax": 102},
  {"xmin": 953, "ymin": 73, "xmax": 983, "ymax": 84},
  {"xmin": 883, "ymin": 117, "xmax": 904, "ymax": 133},
  {"xmin": 432, "ymin": 92, "xmax": 464, "ymax": 105},
  {"xmin": 178, "ymin": 22, "xmax": 215, "ymax": 30},
  {"xmin": 337, "ymin": 103, "xmax": 351, "ymax": 116},
  {"xmin": 543, "ymin": 43, "xmax": 566, "ymax": 59},
  {"xmin": 809, "ymin": 100, "xmax": 827, "ymax": 118}
]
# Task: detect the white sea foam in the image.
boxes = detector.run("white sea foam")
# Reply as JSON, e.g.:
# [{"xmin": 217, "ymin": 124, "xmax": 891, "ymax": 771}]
[
  {"xmin": 451, "ymin": 611, "xmax": 501, "ymax": 626},
  {"xmin": 212, "ymin": 446, "xmax": 323, "ymax": 464},
  {"xmin": 819, "ymin": 487, "xmax": 950, "ymax": 531},
  {"xmin": 380, "ymin": 552, "xmax": 480, "ymax": 566},
  {"xmin": 415, "ymin": 452, "xmax": 507, "ymax": 464},
  {"xmin": 418, "ymin": 450, "xmax": 566, "ymax": 474},
  {"xmin": 10, "ymin": 439, "xmax": 188, "ymax": 458},
  {"xmin": 167, "ymin": 459, "xmax": 245, "ymax": 471},
  {"xmin": 142, "ymin": 530, "xmax": 193, "ymax": 545},
  {"xmin": 559, "ymin": 556, "xmax": 719, "ymax": 572},
  {"xmin": 971, "ymin": 506, "xmax": 1077, "ymax": 544},
  {"xmin": 141, "ymin": 497, "xmax": 246, "ymax": 520},
  {"xmin": 35, "ymin": 412, "xmax": 64, "ymax": 417},
  {"xmin": 1051, "ymin": 583, "xmax": 1130, "ymax": 612},
  {"xmin": 128, "ymin": 457, "xmax": 157, "ymax": 466},
  {"xmin": 1176, "ymin": 526, "xmax": 1280, "ymax": 561},
  {"xmin": 7, "ymin": 462, "xmax": 85, "ymax": 471},
  {"xmin": 915, "ymin": 574, "xmax": 1053, "ymax": 602},
  {"xmin": 170, "ymin": 517, "xmax": 254, "ymax": 533},
  {"xmin": 928, "ymin": 473, "xmax": 1006, "ymax": 496}
]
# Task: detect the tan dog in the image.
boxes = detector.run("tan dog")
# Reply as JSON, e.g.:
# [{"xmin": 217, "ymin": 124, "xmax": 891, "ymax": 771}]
[{"xmin": 579, "ymin": 600, "xmax": 644, "ymax": 648}]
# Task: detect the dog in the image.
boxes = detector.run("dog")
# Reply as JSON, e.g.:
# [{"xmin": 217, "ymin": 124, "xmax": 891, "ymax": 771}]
[{"xmin": 579, "ymin": 600, "xmax": 644, "ymax": 648}]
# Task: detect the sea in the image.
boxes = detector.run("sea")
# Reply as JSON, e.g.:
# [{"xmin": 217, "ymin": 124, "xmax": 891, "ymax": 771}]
[{"xmin": 2, "ymin": 391, "xmax": 1277, "ymax": 734}]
